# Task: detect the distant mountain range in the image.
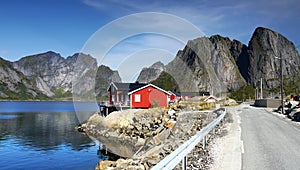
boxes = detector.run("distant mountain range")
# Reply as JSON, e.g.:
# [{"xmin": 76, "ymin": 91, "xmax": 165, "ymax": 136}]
[
  {"xmin": 0, "ymin": 52, "xmax": 121, "ymax": 100},
  {"xmin": 0, "ymin": 27, "xmax": 299, "ymax": 100}
]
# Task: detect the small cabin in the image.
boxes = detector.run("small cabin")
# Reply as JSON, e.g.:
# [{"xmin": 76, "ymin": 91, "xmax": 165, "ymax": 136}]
[
  {"xmin": 204, "ymin": 95, "xmax": 219, "ymax": 103},
  {"xmin": 128, "ymin": 84, "xmax": 171, "ymax": 109},
  {"xmin": 178, "ymin": 92, "xmax": 210, "ymax": 100}
]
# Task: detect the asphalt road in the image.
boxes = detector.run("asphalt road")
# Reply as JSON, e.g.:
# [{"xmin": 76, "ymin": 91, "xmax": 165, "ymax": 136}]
[{"xmin": 240, "ymin": 105, "xmax": 300, "ymax": 170}]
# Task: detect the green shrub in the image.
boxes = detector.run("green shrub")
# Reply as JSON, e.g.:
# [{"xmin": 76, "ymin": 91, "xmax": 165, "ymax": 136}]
[{"xmin": 230, "ymin": 85, "xmax": 255, "ymax": 101}]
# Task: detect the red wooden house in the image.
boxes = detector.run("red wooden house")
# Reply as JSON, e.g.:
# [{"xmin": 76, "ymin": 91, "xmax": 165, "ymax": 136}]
[
  {"xmin": 107, "ymin": 82, "xmax": 146, "ymax": 106},
  {"xmin": 128, "ymin": 84, "xmax": 171, "ymax": 109}
]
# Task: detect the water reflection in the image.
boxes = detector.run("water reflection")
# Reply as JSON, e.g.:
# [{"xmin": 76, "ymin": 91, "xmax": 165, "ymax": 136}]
[
  {"xmin": 0, "ymin": 114, "xmax": 18, "ymax": 119},
  {"xmin": 0, "ymin": 112, "xmax": 92, "ymax": 151},
  {"xmin": 0, "ymin": 110, "xmax": 105, "ymax": 170}
]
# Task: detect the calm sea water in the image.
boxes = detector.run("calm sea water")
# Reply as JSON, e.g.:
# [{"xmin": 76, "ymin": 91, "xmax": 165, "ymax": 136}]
[{"xmin": 0, "ymin": 101, "xmax": 104, "ymax": 170}]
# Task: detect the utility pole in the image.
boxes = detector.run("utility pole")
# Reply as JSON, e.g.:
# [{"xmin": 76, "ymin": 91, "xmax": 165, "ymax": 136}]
[
  {"xmin": 255, "ymin": 88, "xmax": 257, "ymax": 99},
  {"xmin": 275, "ymin": 54, "xmax": 285, "ymax": 114},
  {"xmin": 280, "ymin": 55, "xmax": 284, "ymax": 114},
  {"xmin": 260, "ymin": 78, "xmax": 263, "ymax": 99}
]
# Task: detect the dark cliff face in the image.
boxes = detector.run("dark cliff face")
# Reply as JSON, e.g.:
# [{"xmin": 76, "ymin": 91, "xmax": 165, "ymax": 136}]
[
  {"xmin": 247, "ymin": 27, "xmax": 300, "ymax": 89},
  {"xmin": 230, "ymin": 40, "xmax": 249, "ymax": 82}
]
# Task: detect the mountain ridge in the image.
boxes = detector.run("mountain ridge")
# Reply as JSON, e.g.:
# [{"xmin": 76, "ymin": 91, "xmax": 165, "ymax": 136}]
[
  {"xmin": 0, "ymin": 26, "xmax": 299, "ymax": 100},
  {"xmin": 0, "ymin": 51, "xmax": 121, "ymax": 100},
  {"xmin": 143, "ymin": 27, "xmax": 300, "ymax": 96}
]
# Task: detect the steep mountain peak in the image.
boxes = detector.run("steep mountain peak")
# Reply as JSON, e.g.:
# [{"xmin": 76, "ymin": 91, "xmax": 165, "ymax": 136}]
[
  {"xmin": 17, "ymin": 51, "xmax": 63, "ymax": 64},
  {"xmin": 136, "ymin": 61, "xmax": 165, "ymax": 83},
  {"xmin": 252, "ymin": 26, "xmax": 279, "ymax": 36},
  {"xmin": 249, "ymin": 26, "xmax": 297, "ymax": 51},
  {"xmin": 44, "ymin": 50, "xmax": 60, "ymax": 56},
  {"xmin": 247, "ymin": 26, "xmax": 300, "ymax": 89},
  {"xmin": 149, "ymin": 61, "xmax": 164, "ymax": 71},
  {"xmin": 34, "ymin": 51, "xmax": 61, "ymax": 58},
  {"xmin": 209, "ymin": 34, "xmax": 231, "ymax": 43},
  {"xmin": 66, "ymin": 52, "xmax": 96, "ymax": 66},
  {"xmin": 68, "ymin": 52, "xmax": 92, "ymax": 58}
]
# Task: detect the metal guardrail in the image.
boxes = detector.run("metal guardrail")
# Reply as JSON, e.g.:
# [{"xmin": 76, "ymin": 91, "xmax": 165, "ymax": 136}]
[{"xmin": 152, "ymin": 108, "xmax": 227, "ymax": 170}]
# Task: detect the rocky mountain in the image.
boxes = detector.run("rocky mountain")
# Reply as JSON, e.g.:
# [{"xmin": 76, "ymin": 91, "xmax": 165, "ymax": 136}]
[
  {"xmin": 1, "ymin": 27, "xmax": 299, "ymax": 100},
  {"xmin": 12, "ymin": 51, "xmax": 98, "ymax": 98},
  {"xmin": 136, "ymin": 61, "xmax": 165, "ymax": 83},
  {"xmin": 247, "ymin": 27, "xmax": 300, "ymax": 89},
  {"xmin": 148, "ymin": 27, "xmax": 299, "ymax": 95},
  {"xmin": 0, "ymin": 51, "xmax": 121, "ymax": 99},
  {"xmin": 161, "ymin": 35, "xmax": 247, "ymax": 94},
  {"xmin": 0, "ymin": 57, "xmax": 47, "ymax": 99}
]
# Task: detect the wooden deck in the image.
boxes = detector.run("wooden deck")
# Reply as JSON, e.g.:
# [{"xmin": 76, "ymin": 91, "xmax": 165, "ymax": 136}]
[{"xmin": 98, "ymin": 103, "xmax": 131, "ymax": 116}]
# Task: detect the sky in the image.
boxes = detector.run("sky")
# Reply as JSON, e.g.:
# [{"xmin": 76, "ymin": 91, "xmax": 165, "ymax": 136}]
[{"xmin": 1, "ymin": 0, "xmax": 300, "ymax": 81}]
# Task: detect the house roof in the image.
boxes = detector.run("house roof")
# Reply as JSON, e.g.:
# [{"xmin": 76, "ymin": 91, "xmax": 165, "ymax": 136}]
[
  {"xmin": 108, "ymin": 82, "xmax": 147, "ymax": 92},
  {"xmin": 174, "ymin": 92, "xmax": 210, "ymax": 96},
  {"xmin": 128, "ymin": 84, "xmax": 171, "ymax": 95},
  {"xmin": 204, "ymin": 95, "xmax": 219, "ymax": 102}
]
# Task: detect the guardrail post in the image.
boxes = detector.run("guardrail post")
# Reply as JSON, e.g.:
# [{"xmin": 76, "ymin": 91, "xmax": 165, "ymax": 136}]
[
  {"xmin": 182, "ymin": 156, "xmax": 187, "ymax": 170},
  {"xmin": 202, "ymin": 136, "xmax": 206, "ymax": 150}
]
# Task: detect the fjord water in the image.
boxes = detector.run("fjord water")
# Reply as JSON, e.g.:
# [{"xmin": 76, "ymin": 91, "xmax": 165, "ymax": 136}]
[{"xmin": 0, "ymin": 101, "xmax": 102, "ymax": 170}]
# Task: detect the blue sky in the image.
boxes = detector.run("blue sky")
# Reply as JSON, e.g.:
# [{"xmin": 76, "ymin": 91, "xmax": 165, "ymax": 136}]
[{"xmin": 1, "ymin": 0, "xmax": 299, "ymax": 81}]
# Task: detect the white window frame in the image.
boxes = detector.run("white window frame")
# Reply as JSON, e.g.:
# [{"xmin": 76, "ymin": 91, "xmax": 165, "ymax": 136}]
[
  {"xmin": 134, "ymin": 94, "xmax": 141, "ymax": 102},
  {"xmin": 112, "ymin": 95, "xmax": 115, "ymax": 102}
]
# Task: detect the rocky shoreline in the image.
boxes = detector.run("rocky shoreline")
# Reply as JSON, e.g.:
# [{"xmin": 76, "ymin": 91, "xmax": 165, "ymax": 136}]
[{"xmin": 79, "ymin": 102, "xmax": 232, "ymax": 169}]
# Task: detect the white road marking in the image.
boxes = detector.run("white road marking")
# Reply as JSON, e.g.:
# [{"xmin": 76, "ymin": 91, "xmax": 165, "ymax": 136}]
[
  {"xmin": 293, "ymin": 127, "xmax": 300, "ymax": 132},
  {"xmin": 241, "ymin": 140, "xmax": 245, "ymax": 154},
  {"xmin": 237, "ymin": 118, "xmax": 241, "ymax": 124}
]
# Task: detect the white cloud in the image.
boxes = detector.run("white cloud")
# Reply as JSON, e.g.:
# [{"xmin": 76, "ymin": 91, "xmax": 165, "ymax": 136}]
[
  {"xmin": 101, "ymin": 34, "xmax": 184, "ymax": 69},
  {"xmin": 82, "ymin": 0, "xmax": 299, "ymax": 33},
  {"xmin": 81, "ymin": 0, "xmax": 224, "ymax": 33},
  {"xmin": 116, "ymin": 49, "xmax": 175, "ymax": 82},
  {"xmin": 82, "ymin": 0, "xmax": 106, "ymax": 9},
  {"xmin": 80, "ymin": 12, "xmax": 204, "ymax": 67}
]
